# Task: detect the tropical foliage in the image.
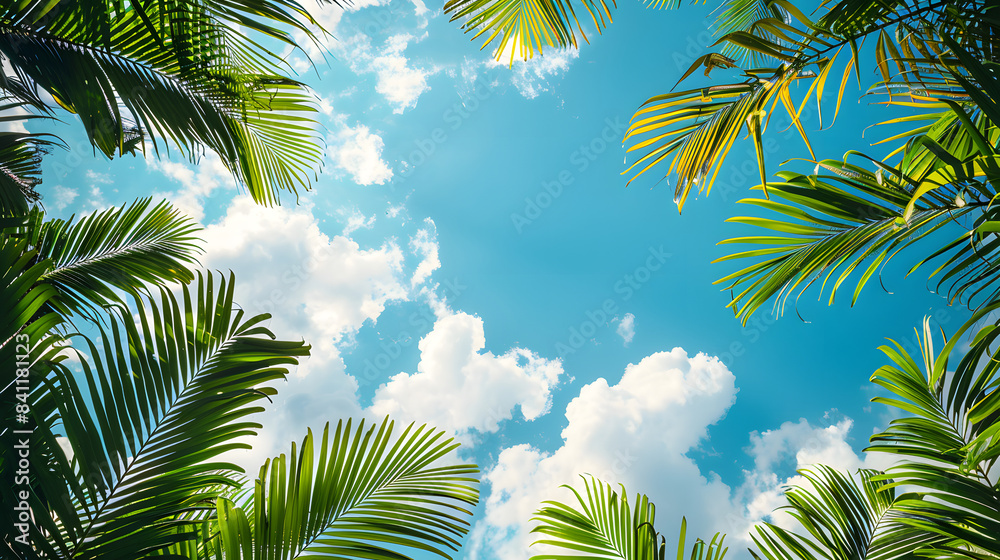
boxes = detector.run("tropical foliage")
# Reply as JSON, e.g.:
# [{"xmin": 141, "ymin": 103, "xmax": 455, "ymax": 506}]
[
  {"xmin": 0, "ymin": 0, "xmax": 338, "ymax": 213},
  {"xmin": 530, "ymin": 475, "xmax": 728, "ymax": 560},
  {"xmin": 0, "ymin": 200, "xmax": 480, "ymax": 559}
]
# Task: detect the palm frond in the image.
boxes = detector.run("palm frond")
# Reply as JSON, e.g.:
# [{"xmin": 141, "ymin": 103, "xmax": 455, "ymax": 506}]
[
  {"xmin": 444, "ymin": 0, "xmax": 615, "ymax": 63},
  {"xmin": 866, "ymin": 314, "xmax": 1000, "ymax": 555},
  {"xmin": 0, "ymin": 130, "xmax": 64, "ymax": 217},
  {"xmin": 29, "ymin": 271, "xmax": 309, "ymax": 558},
  {"xmin": 0, "ymin": 231, "xmax": 66, "ymax": 558},
  {"xmin": 0, "ymin": 0, "xmax": 337, "ymax": 205},
  {"xmin": 750, "ymin": 466, "xmax": 940, "ymax": 560},
  {"xmin": 209, "ymin": 418, "xmax": 480, "ymax": 560},
  {"xmin": 21, "ymin": 197, "xmax": 203, "ymax": 321},
  {"xmin": 530, "ymin": 475, "xmax": 727, "ymax": 560}
]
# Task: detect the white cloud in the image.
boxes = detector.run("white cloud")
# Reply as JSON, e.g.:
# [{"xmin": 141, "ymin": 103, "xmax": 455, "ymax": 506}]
[
  {"xmin": 470, "ymin": 348, "xmax": 739, "ymax": 560},
  {"xmin": 329, "ymin": 121, "xmax": 394, "ymax": 185},
  {"xmin": 201, "ymin": 196, "xmax": 411, "ymax": 470},
  {"xmin": 48, "ymin": 185, "xmax": 78, "ymax": 212},
  {"xmin": 338, "ymin": 33, "xmax": 436, "ymax": 113},
  {"xmin": 85, "ymin": 170, "xmax": 113, "ymax": 184},
  {"xmin": 339, "ymin": 207, "xmax": 377, "ymax": 235},
  {"xmin": 369, "ymin": 311, "xmax": 563, "ymax": 438},
  {"xmin": 371, "ymin": 34, "xmax": 432, "ymax": 112},
  {"xmin": 737, "ymin": 415, "xmax": 898, "ymax": 534},
  {"xmin": 409, "ymin": 219, "xmax": 440, "ymax": 288},
  {"xmin": 147, "ymin": 154, "xmax": 236, "ymax": 222},
  {"xmin": 470, "ymin": 46, "xmax": 579, "ymax": 99},
  {"xmin": 616, "ymin": 313, "xmax": 635, "ymax": 346}
]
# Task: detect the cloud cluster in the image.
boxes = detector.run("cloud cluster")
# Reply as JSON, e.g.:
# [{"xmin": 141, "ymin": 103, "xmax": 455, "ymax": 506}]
[
  {"xmin": 370, "ymin": 311, "xmax": 564, "ymax": 437},
  {"xmin": 329, "ymin": 122, "xmax": 394, "ymax": 185}
]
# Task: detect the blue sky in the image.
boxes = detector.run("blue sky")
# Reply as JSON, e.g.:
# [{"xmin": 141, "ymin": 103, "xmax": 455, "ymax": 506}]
[{"xmin": 39, "ymin": 2, "xmax": 964, "ymax": 558}]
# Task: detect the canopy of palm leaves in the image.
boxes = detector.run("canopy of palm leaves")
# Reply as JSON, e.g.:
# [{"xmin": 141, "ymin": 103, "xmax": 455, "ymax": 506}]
[{"xmin": 0, "ymin": 0, "xmax": 340, "ymax": 213}]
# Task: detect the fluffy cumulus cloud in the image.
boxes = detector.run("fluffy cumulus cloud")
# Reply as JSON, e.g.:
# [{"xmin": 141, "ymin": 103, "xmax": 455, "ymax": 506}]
[
  {"xmin": 369, "ymin": 311, "xmax": 563, "ymax": 437},
  {"xmin": 469, "ymin": 348, "xmax": 739, "ymax": 560},
  {"xmin": 201, "ymin": 196, "xmax": 412, "ymax": 470},
  {"xmin": 329, "ymin": 121, "xmax": 394, "ymax": 185},
  {"xmin": 616, "ymin": 313, "xmax": 636, "ymax": 346}
]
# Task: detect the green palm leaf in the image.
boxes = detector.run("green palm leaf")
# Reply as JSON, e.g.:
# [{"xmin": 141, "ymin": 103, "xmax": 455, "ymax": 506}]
[
  {"xmin": 28, "ymin": 271, "xmax": 309, "ymax": 559},
  {"xmin": 530, "ymin": 475, "xmax": 727, "ymax": 560},
  {"xmin": 0, "ymin": 229, "xmax": 69, "ymax": 558},
  {"xmin": 209, "ymin": 417, "xmax": 480, "ymax": 560},
  {"xmin": 444, "ymin": 0, "xmax": 615, "ymax": 63},
  {"xmin": 750, "ymin": 466, "xmax": 940, "ymax": 560},
  {"xmin": 20, "ymin": 197, "xmax": 203, "ymax": 321},
  {"xmin": 0, "ymin": 0, "xmax": 337, "ymax": 206},
  {"xmin": 0, "ymin": 130, "xmax": 64, "ymax": 217},
  {"xmin": 864, "ymin": 315, "xmax": 1000, "ymax": 555}
]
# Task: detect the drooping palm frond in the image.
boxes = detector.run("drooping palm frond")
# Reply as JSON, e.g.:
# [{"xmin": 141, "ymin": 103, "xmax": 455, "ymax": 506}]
[
  {"xmin": 625, "ymin": 0, "xmax": 999, "ymax": 210},
  {"xmin": 0, "ymin": 129, "xmax": 64, "ymax": 217},
  {"xmin": 750, "ymin": 466, "xmax": 941, "ymax": 560},
  {"xmin": 0, "ymin": 0, "xmax": 339, "ymax": 207},
  {"xmin": 23, "ymin": 272, "xmax": 309, "ymax": 559},
  {"xmin": 208, "ymin": 418, "xmax": 480, "ymax": 560},
  {"xmin": 20, "ymin": 197, "xmax": 202, "ymax": 321},
  {"xmin": 865, "ymin": 315, "xmax": 1000, "ymax": 555},
  {"xmin": 530, "ymin": 475, "xmax": 727, "ymax": 560}
]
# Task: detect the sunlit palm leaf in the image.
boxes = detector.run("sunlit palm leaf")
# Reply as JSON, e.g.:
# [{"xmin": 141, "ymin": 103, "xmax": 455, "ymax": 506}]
[
  {"xmin": 209, "ymin": 417, "xmax": 480, "ymax": 560},
  {"xmin": 444, "ymin": 0, "xmax": 615, "ymax": 63},
  {"xmin": 530, "ymin": 475, "xmax": 727, "ymax": 560},
  {"xmin": 17, "ymin": 197, "xmax": 203, "ymax": 321},
  {"xmin": 750, "ymin": 466, "xmax": 940, "ymax": 560},
  {"xmin": 866, "ymin": 315, "xmax": 1000, "ymax": 555},
  {"xmin": 0, "ymin": 0, "xmax": 337, "ymax": 205}
]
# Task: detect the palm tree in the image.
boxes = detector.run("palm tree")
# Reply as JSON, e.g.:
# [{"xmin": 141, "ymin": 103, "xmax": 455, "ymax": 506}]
[
  {"xmin": 0, "ymin": 201, "xmax": 481, "ymax": 558},
  {"xmin": 0, "ymin": 0, "xmax": 340, "ymax": 214}
]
